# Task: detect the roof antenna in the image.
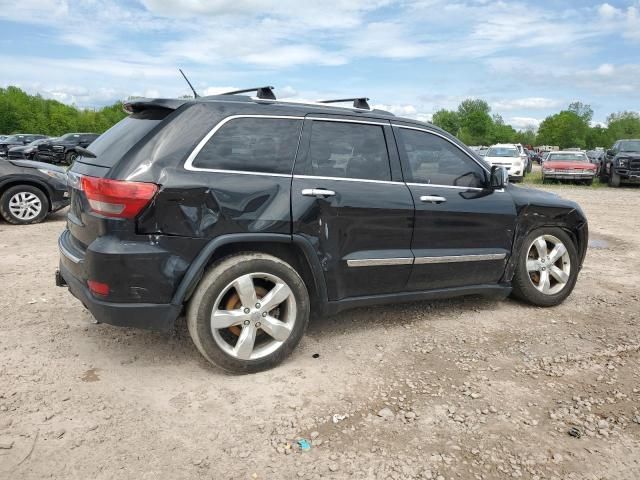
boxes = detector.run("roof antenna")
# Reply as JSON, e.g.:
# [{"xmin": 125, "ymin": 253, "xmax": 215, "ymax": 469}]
[{"xmin": 179, "ymin": 68, "xmax": 199, "ymax": 98}]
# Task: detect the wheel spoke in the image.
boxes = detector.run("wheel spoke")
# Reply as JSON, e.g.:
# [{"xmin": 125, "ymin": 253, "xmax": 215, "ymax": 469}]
[
  {"xmin": 548, "ymin": 243, "xmax": 567, "ymax": 263},
  {"xmin": 533, "ymin": 237, "xmax": 548, "ymax": 259},
  {"xmin": 526, "ymin": 259, "xmax": 541, "ymax": 272},
  {"xmin": 260, "ymin": 282, "xmax": 292, "ymax": 312},
  {"xmin": 211, "ymin": 309, "xmax": 248, "ymax": 329},
  {"xmin": 260, "ymin": 315, "xmax": 292, "ymax": 342},
  {"xmin": 233, "ymin": 275, "xmax": 258, "ymax": 308},
  {"xmin": 549, "ymin": 266, "xmax": 569, "ymax": 284},
  {"xmin": 233, "ymin": 325, "xmax": 257, "ymax": 360},
  {"xmin": 538, "ymin": 269, "xmax": 551, "ymax": 293}
]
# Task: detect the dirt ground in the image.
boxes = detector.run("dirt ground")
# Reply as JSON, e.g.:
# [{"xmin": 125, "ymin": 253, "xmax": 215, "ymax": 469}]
[{"xmin": 1, "ymin": 182, "xmax": 639, "ymax": 480}]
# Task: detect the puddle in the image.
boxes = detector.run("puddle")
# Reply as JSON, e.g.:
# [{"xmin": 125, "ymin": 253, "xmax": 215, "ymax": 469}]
[
  {"xmin": 588, "ymin": 238, "xmax": 610, "ymax": 249},
  {"xmin": 81, "ymin": 368, "xmax": 100, "ymax": 382}
]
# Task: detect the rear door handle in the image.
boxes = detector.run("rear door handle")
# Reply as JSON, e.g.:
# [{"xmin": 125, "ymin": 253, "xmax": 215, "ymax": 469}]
[
  {"xmin": 420, "ymin": 195, "xmax": 447, "ymax": 204},
  {"xmin": 302, "ymin": 188, "xmax": 336, "ymax": 197}
]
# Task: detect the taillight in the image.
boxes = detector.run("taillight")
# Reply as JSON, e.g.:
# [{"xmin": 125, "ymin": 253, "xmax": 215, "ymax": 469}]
[
  {"xmin": 80, "ymin": 175, "xmax": 158, "ymax": 219},
  {"xmin": 87, "ymin": 280, "xmax": 110, "ymax": 297}
]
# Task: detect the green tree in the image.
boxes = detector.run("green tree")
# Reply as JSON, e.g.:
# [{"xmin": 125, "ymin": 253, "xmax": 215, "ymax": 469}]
[
  {"xmin": 606, "ymin": 111, "xmax": 640, "ymax": 141},
  {"xmin": 431, "ymin": 109, "xmax": 460, "ymax": 135},
  {"xmin": 456, "ymin": 99, "xmax": 493, "ymax": 145},
  {"xmin": 537, "ymin": 111, "xmax": 588, "ymax": 149},
  {"xmin": 568, "ymin": 101, "xmax": 594, "ymax": 124}
]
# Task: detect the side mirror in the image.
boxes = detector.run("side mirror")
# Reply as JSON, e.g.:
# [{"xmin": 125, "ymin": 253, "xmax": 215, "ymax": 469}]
[
  {"xmin": 490, "ymin": 166, "xmax": 508, "ymax": 189},
  {"xmin": 607, "ymin": 149, "xmax": 615, "ymax": 156}
]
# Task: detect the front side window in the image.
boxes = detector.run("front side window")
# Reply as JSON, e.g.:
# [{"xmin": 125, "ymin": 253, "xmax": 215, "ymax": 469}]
[
  {"xmin": 399, "ymin": 128, "xmax": 486, "ymax": 188},
  {"xmin": 307, "ymin": 121, "xmax": 391, "ymax": 181},
  {"xmin": 193, "ymin": 117, "xmax": 302, "ymax": 174}
]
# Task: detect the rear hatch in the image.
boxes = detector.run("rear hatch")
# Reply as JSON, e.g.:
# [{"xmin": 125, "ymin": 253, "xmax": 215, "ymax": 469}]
[{"xmin": 67, "ymin": 100, "xmax": 184, "ymax": 250}]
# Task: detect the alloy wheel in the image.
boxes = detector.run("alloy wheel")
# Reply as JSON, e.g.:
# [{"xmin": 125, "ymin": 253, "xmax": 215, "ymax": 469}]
[
  {"xmin": 8, "ymin": 192, "xmax": 42, "ymax": 221},
  {"xmin": 210, "ymin": 272, "xmax": 297, "ymax": 360},
  {"xmin": 526, "ymin": 234, "xmax": 571, "ymax": 295}
]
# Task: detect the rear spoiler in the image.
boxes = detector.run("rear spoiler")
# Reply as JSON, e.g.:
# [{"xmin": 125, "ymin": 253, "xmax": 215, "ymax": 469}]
[{"xmin": 122, "ymin": 98, "xmax": 188, "ymax": 114}]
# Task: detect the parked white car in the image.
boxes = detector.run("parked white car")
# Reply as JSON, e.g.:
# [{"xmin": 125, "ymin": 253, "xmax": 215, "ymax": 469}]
[{"xmin": 484, "ymin": 144, "xmax": 524, "ymax": 182}]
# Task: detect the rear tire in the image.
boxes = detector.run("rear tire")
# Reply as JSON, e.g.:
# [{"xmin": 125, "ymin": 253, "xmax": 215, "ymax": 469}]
[
  {"xmin": 187, "ymin": 252, "xmax": 310, "ymax": 373},
  {"xmin": 0, "ymin": 185, "xmax": 49, "ymax": 225},
  {"xmin": 511, "ymin": 227, "xmax": 579, "ymax": 307},
  {"xmin": 608, "ymin": 170, "xmax": 621, "ymax": 187},
  {"xmin": 64, "ymin": 151, "xmax": 78, "ymax": 165}
]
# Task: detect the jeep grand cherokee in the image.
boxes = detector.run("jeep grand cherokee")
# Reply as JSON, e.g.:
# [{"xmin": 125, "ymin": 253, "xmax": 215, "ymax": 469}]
[{"xmin": 56, "ymin": 89, "xmax": 588, "ymax": 373}]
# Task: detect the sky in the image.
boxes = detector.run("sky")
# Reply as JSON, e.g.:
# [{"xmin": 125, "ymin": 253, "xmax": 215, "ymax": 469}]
[{"xmin": 0, "ymin": 0, "xmax": 639, "ymax": 129}]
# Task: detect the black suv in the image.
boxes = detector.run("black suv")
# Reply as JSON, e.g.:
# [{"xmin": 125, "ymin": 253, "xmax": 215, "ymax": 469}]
[
  {"xmin": 36, "ymin": 133, "xmax": 99, "ymax": 165},
  {"xmin": 56, "ymin": 90, "xmax": 588, "ymax": 373},
  {"xmin": 0, "ymin": 134, "xmax": 48, "ymax": 157},
  {"xmin": 601, "ymin": 139, "xmax": 640, "ymax": 187}
]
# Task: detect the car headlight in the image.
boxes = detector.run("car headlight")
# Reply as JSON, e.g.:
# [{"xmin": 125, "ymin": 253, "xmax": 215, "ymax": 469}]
[
  {"xmin": 618, "ymin": 158, "xmax": 628, "ymax": 167},
  {"xmin": 38, "ymin": 169, "xmax": 68, "ymax": 183},
  {"xmin": 24, "ymin": 147, "xmax": 35, "ymax": 154},
  {"xmin": 543, "ymin": 168, "xmax": 555, "ymax": 173}
]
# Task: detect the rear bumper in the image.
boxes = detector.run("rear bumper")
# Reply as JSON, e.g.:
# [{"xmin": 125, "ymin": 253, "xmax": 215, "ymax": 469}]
[
  {"xmin": 57, "ymin": 229, "xmax": 183, "ymax": 331},
  {"xmin": 58, "ymin": 263, "xmax": 180, "ymax": 331}
]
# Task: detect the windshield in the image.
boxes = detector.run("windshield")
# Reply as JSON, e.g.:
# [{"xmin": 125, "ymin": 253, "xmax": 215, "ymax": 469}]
[
  {"xmin": 29, "ymin": 138, "xmax": 48, "ymax": 146},
  {"xmin": 548, "ymin": 153, "xmax": 588, "ymax": 161},
  {"xmin": 3, "ymin": 135, "xmax": 24, "ymax": 143},
  {"xmin": 486, "ymin": 147, "xmax": 518, "ymax": 157},
  {"xmin": 620, "ymin": 140, "xmax": 640, "ymax": 152},
  {"xmin": 59, "ymin": 133, "xmax": 80, "ymax": 141}
]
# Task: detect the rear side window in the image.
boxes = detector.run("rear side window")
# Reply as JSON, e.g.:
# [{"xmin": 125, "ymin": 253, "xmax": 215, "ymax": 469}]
[
  {"xmin": 88, "ymin": 111, "xmax": 165, "ymax": 167},
  {"xmin": 192, "ymin": 117, "xmax": 302, "ymax": 174},
  {"xmin": 307, "ymin": 121, "xmax": 391, "ymax": 181}
]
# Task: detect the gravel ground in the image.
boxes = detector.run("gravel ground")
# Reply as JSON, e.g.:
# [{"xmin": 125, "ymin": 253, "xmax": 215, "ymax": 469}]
[{"xmin": 1, "ymin": 183, "xmax": 639, "ymax": 480}]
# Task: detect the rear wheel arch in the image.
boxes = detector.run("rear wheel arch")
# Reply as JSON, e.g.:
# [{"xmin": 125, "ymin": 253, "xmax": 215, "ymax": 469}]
[{"xmin": 174, "ymin": 235, "xmax": 327, "ymax": 314}]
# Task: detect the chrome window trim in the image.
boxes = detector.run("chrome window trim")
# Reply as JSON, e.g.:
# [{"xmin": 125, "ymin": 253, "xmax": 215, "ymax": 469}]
[
  {"xmin": 413, "ymin": 253, "xmax": 506, "ymax": 265},
  {"xmin": 184, "ymin": 114, "xmax": 304, "ymax": 173},
  {"xmin": 306, "ymin": 116, "xmax": 389, "ymax": 126},
  {"xmin": 347, "ymin": 258, "xmax": 413, "ymax": 267},
  {"xmin": 294, "ymin": 174, "xmax": 404, "ymax": 186},
  {"xmin": 405, "ymin": 182, "xmax": 484, "ymax": 191},
  {"xmin": 392, "ymin": 124, "xmax": 490, "ymax": 174}
]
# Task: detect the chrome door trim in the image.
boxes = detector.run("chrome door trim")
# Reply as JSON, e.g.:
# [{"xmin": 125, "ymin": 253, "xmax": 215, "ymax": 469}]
[
  {"xmin": 184, "ymin": 114, "xmax": 304, "ymax": 173},
  {"xmin": 306, "ymin": 116, "xmax": 389, "ymax": 126},
  {"xmin": 347, "ymin": 258, "xmax": 413, "ymax": 267},
  {"xmin": 405, "ymin": 182, "xmax": 484, "ymax": 191},
  {"xmin": 413, "ymin": 253, "xmax": 506, "ymax": 265}
]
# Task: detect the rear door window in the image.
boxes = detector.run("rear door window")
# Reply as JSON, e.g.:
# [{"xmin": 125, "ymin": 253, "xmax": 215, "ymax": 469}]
[
  {"xmin": 192, "ymin": 117, "xmax": 302, "ymax": 174},
  {"xmin": 306, "ymin": 121, "xmax": 391, "ymax": 181}
]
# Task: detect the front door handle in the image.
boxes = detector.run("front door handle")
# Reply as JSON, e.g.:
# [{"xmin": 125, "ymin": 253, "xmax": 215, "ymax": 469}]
[
  {"xmin": 420, "ymin": 195, "xmax": 447, "ymax": 204},
  {"xmin": 302, "ymin": 188, "xmax": 336, "ymax": 197}
]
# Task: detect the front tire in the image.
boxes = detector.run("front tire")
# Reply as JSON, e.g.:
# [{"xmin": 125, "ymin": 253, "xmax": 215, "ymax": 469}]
[
  {"xmin": 608, "ymin": 170, "xmax": 621, "ymax": 187},
  {"xmin": 0, "ymin": 185, "xmax": 49, "ymax": 225},
  {"xmin": 64, "ymin": 151, "xmax": 78, "ymax": 165},
  {"xmin": 511, "ymin": 228, "xmax": 579, "ymax": 307},
  {"xmin": 187, "ymin": 253, "xmax": 310, "ymax": 373}
]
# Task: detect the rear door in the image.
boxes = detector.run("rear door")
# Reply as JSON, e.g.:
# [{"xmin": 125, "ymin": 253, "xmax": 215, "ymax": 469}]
[
  {"xmin": 393, "ymin": 124, "xmax": 517, "ymax": 291},
  {"xmin": 292, "ymin": 115, "xmax": 414, "ymax": 300}
]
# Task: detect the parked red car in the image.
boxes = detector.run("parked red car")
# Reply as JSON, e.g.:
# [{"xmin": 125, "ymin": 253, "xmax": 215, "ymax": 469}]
[{"xmin": 542, "ymin": 151, "xmax": 597, "ymax": 185}]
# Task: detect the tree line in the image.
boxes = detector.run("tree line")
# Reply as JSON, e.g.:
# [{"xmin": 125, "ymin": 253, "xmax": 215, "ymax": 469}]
[
  {"xmin": 432, "ymin": 99, "xmax": 640, "ymax": 149},
  {"xmin": 2, "ymin": 86, "xmax": 639, "ymax": 150},
  {"xmin": 0, "ymin": 86, "xmax": 127, "ymax": 136}
]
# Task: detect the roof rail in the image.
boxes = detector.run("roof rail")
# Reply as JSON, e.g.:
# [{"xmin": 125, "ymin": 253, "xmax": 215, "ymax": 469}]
[
  {"xmin": 221, "ymin": 86, "xmax": 276, "ymax": 100},
  {"xmin": 318, "ymin": 97, "xmax": 370, "ymax": 110}
]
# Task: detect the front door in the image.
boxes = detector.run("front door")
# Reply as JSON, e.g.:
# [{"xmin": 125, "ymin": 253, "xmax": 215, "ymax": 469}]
[
  {"xmin": 393, "ymin": 124, "xmax": 517, "ymax": 291},
  {"xmin": 292, "ymin": 116, "xmax": 414, "ymax": 300}
]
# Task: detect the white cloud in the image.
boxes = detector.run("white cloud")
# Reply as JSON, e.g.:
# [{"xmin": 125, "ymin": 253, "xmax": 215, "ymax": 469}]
[
  {"xmin": 507, "ymin": 117, "xmax": 541, "ymax": 130},
  {"xmin": 492, "ymin": 97, "xmax": 563, "ymax": 111}
]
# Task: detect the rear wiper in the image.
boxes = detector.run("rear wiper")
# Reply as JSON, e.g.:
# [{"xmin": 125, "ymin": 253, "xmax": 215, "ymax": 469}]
[{"xmin": 75, "ymin": 146, "xmax": 97, "ymax": 158}]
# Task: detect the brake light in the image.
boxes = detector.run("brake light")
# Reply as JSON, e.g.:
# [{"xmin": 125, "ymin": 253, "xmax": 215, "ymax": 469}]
[
  {"xmin": 80, "ymin": 175, "xmax": 158, "ymax": 219},
  {"xmin": 87, "ymin": 280, "xmax": 110, "ymax": 297}
]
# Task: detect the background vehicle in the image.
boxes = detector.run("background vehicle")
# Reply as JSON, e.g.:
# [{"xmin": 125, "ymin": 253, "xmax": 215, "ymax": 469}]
[
  {"xmin": 0, "ymin": 159, "xmax": 69, "ymax": 224},
  {"xmin": 542, "ymin": 151, "xmax": 596, "ymax": 185},
  {"xmin": 7, "ymin": 138, "xmax": 52, "ymax": 160},
  {"xmin": 586, "ymin": 149, "xmax": 606, "ymax": 175},
  {"xmin": 601, "ymin": 139, "xmax": 640, "ymax": 187},
  {"xmin": 0, "ymin": 134, "xmax": 48, "ymax": 157},
  {"xmin": 35, "ymin": 133, "xmax": 99, "ymax": 165},
  {"xmin": 483, "ymin": 144, "xmax": 525, "ymax": 182},
  {"xmin": 515, "ymin": 144, "xmax": 531, "ymax": 175},
  {"xmin": 56, "ymin": 91, "xmax": 588, "ymax": 373}
]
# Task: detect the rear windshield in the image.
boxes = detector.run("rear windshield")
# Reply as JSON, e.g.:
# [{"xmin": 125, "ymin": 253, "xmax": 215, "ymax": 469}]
[
  {"xmin": 85, "ymin": 111, "xmax": 165, "ymax": 167},
  {"xmin": 486, "ymin": 147, "xmax": 518, "ymax": 157},
  {"xmin": 548, "ymin": 153, "xmax": 587, "ymax": 161}
]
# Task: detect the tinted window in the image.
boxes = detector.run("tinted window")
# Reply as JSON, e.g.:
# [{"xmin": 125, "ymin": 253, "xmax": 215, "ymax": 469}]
[
  {"xmin": 308, "ymin": 121, "xmax": 391, "ymax": 181},
  {"xmin": 486, "ymin": 147, "xmax": 518, "ymax": 157},
  {"xmin": 399, "ymin": 129, "xmax": 486, "ymax": 188},
  {"xmin": 193, "ymin": 117, "xmax": 301, "ymax": 174}
]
